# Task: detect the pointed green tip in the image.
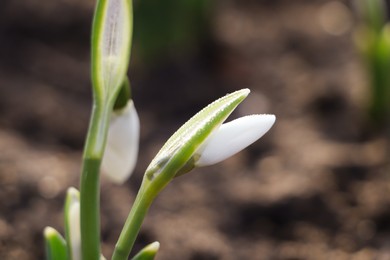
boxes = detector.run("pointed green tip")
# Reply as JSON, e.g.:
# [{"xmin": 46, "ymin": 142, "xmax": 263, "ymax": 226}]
[
  {"xmin": 44, "ymin": 226, "xmax": 57, "ymax": 238},
  {"xmin": 241, "ymin": 88, "xmax": 250, "ymax": 95},
  {"xmin": 232, "ymin": 88, "xmax": 250, "ymax": 100},
  {"xmin": 232, "ymin": 88, "xmax": 250, "ymax": 102},
  {"xmin": 145, "ymin": 241, "xmax": 160, "ymax": 252},
  {"xmin": 132, "ymin": 241, "xmax": 160, "ymax": 260},
  {"xmin": 44, "ymin": 226, "xmax": 67, "ymax": 260}
]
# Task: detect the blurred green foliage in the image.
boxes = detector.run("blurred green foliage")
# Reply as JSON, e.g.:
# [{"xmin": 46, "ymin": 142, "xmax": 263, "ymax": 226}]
[
  {"xmin": 357, "ymin": 0, "xmax": 387, "ymax": 33},
  {"xmin": 355, "ymin": 0, "xmax": 390, "ymax": 126},
  {"xmin": 133, "ymin": 0, "xmax": 213, "ymax": 64}
]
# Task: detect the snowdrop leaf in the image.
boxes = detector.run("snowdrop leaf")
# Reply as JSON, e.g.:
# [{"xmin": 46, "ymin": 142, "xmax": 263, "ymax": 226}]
[
  {"xmin": 44, "ymin": 227, "xmax": 68, "ymax": 260},
  {"xmin": 145, "ymin": 89, "xmax": 249, "ymax": 184}
]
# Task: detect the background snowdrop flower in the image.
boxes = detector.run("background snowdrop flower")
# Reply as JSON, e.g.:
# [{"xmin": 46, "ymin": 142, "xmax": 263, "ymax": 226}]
[
  {"xmin": 69, "ymin": 200, "xmax": 81, "ymax": 260},
  {"xmin": 195, "ymin": 114, "xmax": 275, "ymax": 167},
  {"xmin": 101, "ymin": 100, "xmax": 140, "ymax": 184},
  {"xmin": 64, "ymin": 187, "xmax": 81, "ymax": 260}
]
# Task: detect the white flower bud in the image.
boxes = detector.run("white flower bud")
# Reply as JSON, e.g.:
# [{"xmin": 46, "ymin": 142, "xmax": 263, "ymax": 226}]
[
  {"xmin": 195, "ymin": 114, "xmax": 275, "ymax": 167},
  {"xmin": 102, "ymin": 100, "xmax": 140, "ymax": 183}
]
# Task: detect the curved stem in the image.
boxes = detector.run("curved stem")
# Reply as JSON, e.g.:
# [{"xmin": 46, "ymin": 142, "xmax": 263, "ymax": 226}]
[
  {"xmin": 111, "ymin": 179, "xmax": 155, "ymax": 260},
  {"xmin": 80, "ymin": 102, "xmax": 111, "ymax": 260}
]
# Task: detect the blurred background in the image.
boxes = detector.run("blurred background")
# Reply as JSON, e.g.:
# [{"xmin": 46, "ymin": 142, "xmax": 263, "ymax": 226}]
[{"xmin": 1, "ymin": 0, "xmax": 390, "ymax": 259}]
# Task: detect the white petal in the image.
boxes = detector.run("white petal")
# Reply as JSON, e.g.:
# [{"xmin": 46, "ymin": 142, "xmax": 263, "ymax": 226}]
[
  {"xmin": 195, "ymin": 114, "xmax": 275, "ymax": 167},
  {"xmin": 69, "ymin": 200, "xmax": 81, "ymax": 260},
  {"xmin": 101, "ymin": 101, "xmax": 140, "ymax": 184}
]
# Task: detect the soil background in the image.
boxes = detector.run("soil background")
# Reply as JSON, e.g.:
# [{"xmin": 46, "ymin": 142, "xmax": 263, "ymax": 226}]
[{"xmin": 1, "ymin": 0, "xmax": 390, "ymax": 259}]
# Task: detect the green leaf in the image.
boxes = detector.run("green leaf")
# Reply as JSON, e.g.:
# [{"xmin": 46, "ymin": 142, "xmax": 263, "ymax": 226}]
[
  {"xmin": 145, "ymin": 89, "xmax": 249, "ymax": 191},
  {"xmin": 131, "ymin": 242, "xmax": 160, "ymax": 260},
  {"xmin": 44, "ymin": 227, "xmax": 68, "ymax": 260}
]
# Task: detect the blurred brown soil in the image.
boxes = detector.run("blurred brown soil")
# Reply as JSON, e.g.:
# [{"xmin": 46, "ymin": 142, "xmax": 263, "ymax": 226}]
[{"xmin": 1, "ymin": 0, "xmax": 390, "ymax": 259}]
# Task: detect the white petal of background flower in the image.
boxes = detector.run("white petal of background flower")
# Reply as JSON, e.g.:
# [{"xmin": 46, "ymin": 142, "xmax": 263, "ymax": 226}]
[
  {"xmin": 102, "ymin": 100, "xmax": 140, "ymax": 184},
  {"xmin": 195, "ymin": 114, "xmax": 275, "ymax": 167},
  {"xmin": 69, "ymin": 200, "xmax": 81, "ymax": 260}
]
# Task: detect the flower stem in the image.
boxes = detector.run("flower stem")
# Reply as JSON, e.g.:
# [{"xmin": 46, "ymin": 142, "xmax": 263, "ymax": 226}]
[
  {"xmin": 80, "ymin": 102, "xmax": 111, "ymax": 260},
  {"xmin": 111, "ymin": 179, "xmax": 156, "ymax": 260}
]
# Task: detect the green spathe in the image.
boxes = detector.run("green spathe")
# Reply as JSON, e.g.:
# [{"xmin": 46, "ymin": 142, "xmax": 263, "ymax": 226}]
[{"xmin": 91, "ymin": 0, "xmax": 133, "ymax": 104}]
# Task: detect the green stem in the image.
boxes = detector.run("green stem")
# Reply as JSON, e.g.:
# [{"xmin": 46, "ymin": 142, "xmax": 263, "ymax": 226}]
[
  {"xmin": 111, "ymin": 179, "xmax": 156, "ymax": 260},
  {"xmin": 80, "ymin": 102, "xmax": 111, "ymax": 260}
]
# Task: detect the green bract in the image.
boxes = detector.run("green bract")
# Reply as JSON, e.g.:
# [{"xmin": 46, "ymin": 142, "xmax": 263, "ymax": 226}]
[
  {"xmin": 91, "ymin": 0, "xmax": 133, "ymax": 103},
  {"xmin": 145, "ymin": 88, "xmax": 250, "ymax": 191}
]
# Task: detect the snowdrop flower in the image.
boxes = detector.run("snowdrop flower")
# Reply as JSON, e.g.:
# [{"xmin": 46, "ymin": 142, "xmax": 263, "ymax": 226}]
[
  {"xmin": 146, "ymin": 89, "xmax": 275, "ymax": 180},
  {"xmin": 101, "ymin": 100, "xmax": 140, "ymax": 184},
  {"xmin": 195, "ymin": 114, "xmax": 275, "ymax": 167},
  {"xmin": 69, "ymin": 201, "xmax": 81, "ymax": 260}
]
